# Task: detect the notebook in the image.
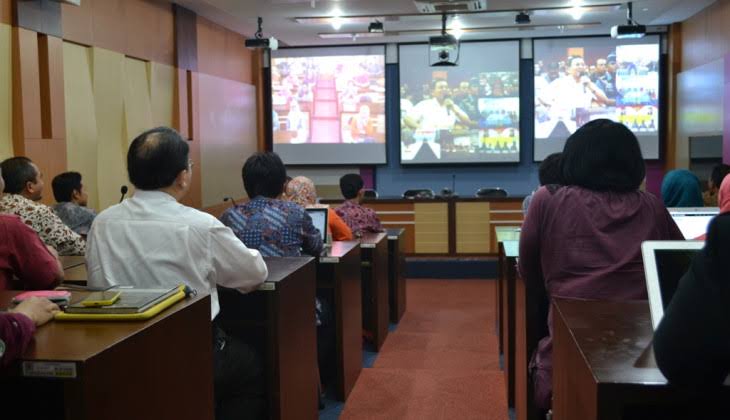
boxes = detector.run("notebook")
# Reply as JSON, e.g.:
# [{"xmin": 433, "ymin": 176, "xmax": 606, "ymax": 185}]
[
  {"xmin": 641, "ymin": 240, "xmax": 704, "ymax": 329},
  {"xmin": 64, "ymin": 287, "xmax": 180, "ymax": 314},
  {"xmin": 668, "ymin": 207, "xmax": 718, "ymax": 240}
]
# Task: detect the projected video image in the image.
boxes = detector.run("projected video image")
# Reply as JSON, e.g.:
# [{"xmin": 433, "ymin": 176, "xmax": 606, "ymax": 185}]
[
  {"xmin": 533, "ymin": 36, "xmax": 660, "ymax": 160},
  {"xmin": 399, "ymin": 41, "xmax": 521, "ymax": 164},
  {"xmin": 271, "ymin": 46, "xmax": 387, "ymax": 165}
]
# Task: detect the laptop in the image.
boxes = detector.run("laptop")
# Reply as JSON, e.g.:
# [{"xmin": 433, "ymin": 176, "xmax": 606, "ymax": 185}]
[
  {"xmin": 641, "ymin": 240, "xmax": 704, "ymax": 329},
  {"xmin": 306, "ymin": 208, "xmax": 329, "ymax": 247},
  {"xmin": 668, "ymin": 207, "xmax": 718, "ymax": 240}
]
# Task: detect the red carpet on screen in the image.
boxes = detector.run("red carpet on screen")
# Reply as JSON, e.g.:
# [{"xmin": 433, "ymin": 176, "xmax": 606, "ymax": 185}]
[{"xmin": 340, "ymin": 279, "xmax": 507, "ymax": 420}]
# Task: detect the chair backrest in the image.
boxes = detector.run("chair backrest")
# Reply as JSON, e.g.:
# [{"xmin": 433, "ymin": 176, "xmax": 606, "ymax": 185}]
[
  {"xmin": 362, "ymin": 189, "xmax": 378, "ymax": 199},
  {"xmin": 475, "ymin": 187, "xmax": 508, "ymax": 198},
  {"xmin": 403, "ymin": 189, "xmax": 435, "ymax": 199}
]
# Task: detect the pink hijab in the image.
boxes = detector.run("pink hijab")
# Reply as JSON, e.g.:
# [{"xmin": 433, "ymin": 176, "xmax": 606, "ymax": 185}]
[{"xmin": 719, "ymin": 175, "xmax": 730, "ymax": 213}]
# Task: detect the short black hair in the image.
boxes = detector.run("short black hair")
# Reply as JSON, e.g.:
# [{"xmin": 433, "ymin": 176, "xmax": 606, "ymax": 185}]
[
  {"xmin": 127, "ymin": 127, "xmax": 189, "ymax": 190},
  {"xmin": 561, "ymin": 119, "xmax": 645, "ymax": 192},
  {"xmin": 710, "ymin": 164, "xmax": 730, "ymax": 189},
  {"xmin": 0, "ymin": 156, "xmax": 37, "ymax": 194},
  {"xmin": 242, "ymin": 152, "xmax": 287, "ymax": 198},
  {"xmin": 52, "ymin": 171, "xmax": 82, "ymax": 203},
  {"xmin": 539, "ymin": 153, "xmax": 563, "ymax": 186},
  {"xmin": 340, "ymin": 173, "xmax": 364, "ymax": 199},
  {"xmin": 567, "ymin": 56, "xmax": 584, "ymax": 67}
]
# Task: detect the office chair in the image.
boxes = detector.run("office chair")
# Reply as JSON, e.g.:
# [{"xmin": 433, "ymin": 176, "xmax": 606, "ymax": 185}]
[
  {"xmin": 362, "ymin": 189, "xmax": 378, "ymax": 199},
  {"xmin": 475, "ymin": 187, "xmax": 508, "ymax": 198},
  {"xmin": 402, "ymin": 189, "xmax": 435, "ymax": 199}
]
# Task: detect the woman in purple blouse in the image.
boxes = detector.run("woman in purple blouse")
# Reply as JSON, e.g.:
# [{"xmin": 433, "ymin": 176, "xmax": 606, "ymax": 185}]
[{"xmin": 518, "ymin": 119, "xmax": 684, "ymax": 410}]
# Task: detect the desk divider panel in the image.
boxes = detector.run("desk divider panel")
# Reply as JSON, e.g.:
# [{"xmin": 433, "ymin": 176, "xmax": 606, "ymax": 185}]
[
  {"xmin": 456, "ymin": 201, "xmax": 492, "ymax": 254},
  {"xmin": 414, "ymin": 202, "xmax": 449, "ymax": 254}
]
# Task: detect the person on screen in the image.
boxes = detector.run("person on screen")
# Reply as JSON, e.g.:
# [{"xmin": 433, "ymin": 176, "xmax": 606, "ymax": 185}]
[
  {"xmin": 519, "ymin": 120, "xmax": 683, "ymax": 411},
  {"xmin": 593, "ymin": 58, "xmax": 618, "ymax": 102},
  {"xmin": 456, "ymin": 78, "xmax": 481, "ymax": 121},
  {"xmin": 51, "ymin": 171, "xmax": 97, "ymax": 236},
  {"xmin": 404, "ymin": 80, "xmax": 472, "ymax": 134},
  {"xmin": 336, "ymin": 174, "xmax": 383, "ymax": 236},
  {"xmin": 717, "ymin": 175, "xmax": 730, "ymax": 213},
  {"xmin": 522, "ymin": 152, "xmax": 563, "ymax": 216},
  {"xmin": 349, "ymin": 104, "xmax": 376, "ymax": 143},
  {"xmin": 653, "ymin": 213, "xmax": 730, "ymax": 388},
  {"xmin": 286, "ymin": 99, "xmax": 306, "ymax": 143},
  {"xmin": 661, "ymin": 169, "xmax": 704, "ymax": 208},
  {"xmin": 703, "ymin": 164, "xmax": 730, "ymax": 206},
  {"xmin": 86, "ymin": 127, "xmax": 269, "ymax": 420},
  {"xmin": 220, "ymin": 152, "xmax": 322, "ymax": 257},
  {"xmin": 284, "ymin": 176, "xmax": 353, "ymax": 241},
  {"xmin": 539, "ymin": 56, "xmax": 611, "ymax": 114}
]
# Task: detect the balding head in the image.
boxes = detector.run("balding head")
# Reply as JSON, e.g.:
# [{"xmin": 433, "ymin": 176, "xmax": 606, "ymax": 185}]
[{"xmin": 127, "ymin": 127, "xmax": 190, "ymax": 190}]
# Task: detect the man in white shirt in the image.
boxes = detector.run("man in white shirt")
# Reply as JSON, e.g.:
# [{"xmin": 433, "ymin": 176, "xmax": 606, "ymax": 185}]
[{"xmin": 86, "ymin": 127, "xmax": 268, "ymax": 420}]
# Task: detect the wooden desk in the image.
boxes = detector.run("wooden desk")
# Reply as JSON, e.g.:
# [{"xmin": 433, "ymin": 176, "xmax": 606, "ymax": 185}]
[
  {"xmin": 59, "ymin": 255, "xmax": 85, "ymax": 270},
  {"xmin": 316, "ymin": 241, "xmax": 361, "ymax": 401},
  {"xmin": 386, "ymin": 228, "xmax": 407, "ymax": 324},
  {"xmin": 360, "ymin": 232, "xmax": 389, "ymax": 351},
  {"xmin": 499, "ymin": 239, "xmax": 519, "ymax": 408},
  {"xmin": 552, "ymin": 299, "xmax": 730, "ymax": 420},
  {"xmin": 217, "ymin": 257, "xmax": 318, "ymax": 420},
  {"xmin": 0, "ymin": 291, "xmax": 214, "ymax": 420},
  {"xmin": 494, "ymin": 227, "xmax": 520, "ymax": 349}
]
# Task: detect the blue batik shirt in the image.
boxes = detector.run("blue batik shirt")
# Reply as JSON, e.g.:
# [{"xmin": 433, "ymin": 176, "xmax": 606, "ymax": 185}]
[{"xmin": 219, "ymin": 196, "xmax": 324, "ymax": 257}]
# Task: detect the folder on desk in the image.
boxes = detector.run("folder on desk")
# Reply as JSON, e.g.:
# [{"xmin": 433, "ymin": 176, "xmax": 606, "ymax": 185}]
[{"xmin": 55, "ymin": 286, "xmax": 186, "ymax": 321}]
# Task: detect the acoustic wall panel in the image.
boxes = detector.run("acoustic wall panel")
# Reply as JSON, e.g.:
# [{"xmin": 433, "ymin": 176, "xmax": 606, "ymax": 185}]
[
  {"xmin": 455, "ymin": 202, "xmax": 491, "ymax": 254},
  {"xmin": 198, "ymin": 73, "xmax": 257, "ymax": 208},
  {"xmin": 414, "ymin": 203, "xmax": 449, "ymax": 254},
  {"xmin": 123, "ymin": 57, "xmax": 153, "ymax": 147},
  {"xmin": 0, "ymin": 23, "xmax": 12, "ymax": 158},
  {"xmin": 151, "ymin": 62, "xmax": 175, "ymax": 128}
]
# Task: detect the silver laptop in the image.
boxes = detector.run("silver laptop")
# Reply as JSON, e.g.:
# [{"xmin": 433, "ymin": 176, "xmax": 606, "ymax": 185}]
[
  {"xmin": 668, "ymin": 207, "xmax": 718, "ymax": 240},
  {"xmin": 641, "ymin": 240, "xmax": 704, "ymax": 329},
  {"xmin": 305, "ymin": 208, "xmax": 329, "ymax": 246}
]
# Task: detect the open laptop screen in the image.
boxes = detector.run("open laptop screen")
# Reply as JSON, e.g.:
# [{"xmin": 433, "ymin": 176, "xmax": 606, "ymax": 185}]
[
  {"xmin": 306, "ymin": 208, "xmax": 328, "ymax": 243},
  {"xmin": 669, "ymin": 207, "xmax": 718, "ymax": 240}
]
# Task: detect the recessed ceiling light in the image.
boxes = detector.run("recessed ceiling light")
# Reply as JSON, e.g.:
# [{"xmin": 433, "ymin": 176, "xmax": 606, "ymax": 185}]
[
  {"xmin": 331, "ymin": 8, "xmax": 343, "ymax": 30},
  {"xmin": 449, "ymin": 15, "xmax": 464, "ymax": 40}
]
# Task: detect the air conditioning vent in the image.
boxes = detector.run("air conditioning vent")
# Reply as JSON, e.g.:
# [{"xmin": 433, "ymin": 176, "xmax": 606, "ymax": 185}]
[{"xmin": 413, "ymin": 0, "xmax": 487, "ymax": 14}]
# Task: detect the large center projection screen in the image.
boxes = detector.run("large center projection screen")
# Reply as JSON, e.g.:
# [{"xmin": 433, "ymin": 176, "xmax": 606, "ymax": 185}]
[
  {"xmin": 533, "ymin": 36, "xmax": 661, "ymax": 160},
  {"xmin": 399, "ymin": 41, "xmax": 521, "ymax": 164},
  {"xmin": 271, "ymin": 46, "xmax": 386, "ymax": 165}
]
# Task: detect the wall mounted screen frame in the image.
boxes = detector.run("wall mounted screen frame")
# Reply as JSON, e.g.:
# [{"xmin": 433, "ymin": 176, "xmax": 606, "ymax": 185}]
[{"xmin": 271, "ymin": 45, "xmax": 387, "ymax": 165}]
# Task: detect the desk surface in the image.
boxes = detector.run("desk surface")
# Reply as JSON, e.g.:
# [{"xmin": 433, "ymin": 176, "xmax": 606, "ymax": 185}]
[
  {"xmin": 496, "ymin": 227, "xmax": 521, "ymax": 243},
  {"xmin": 554, "ymin": 299, "xmax": 666, "ymax": 384},
  {"xmin": 0, "ymin": 291, "xmax": 209, "ymax": 363},
  {"xmin": 320, "ymin": 241, "xmax": 359, "ymax": 262},
  {"xmin": 503, "ymin": 240, "xmax": 519, "ymax": 258},
  {"xmin": 263, "ymin": 257, "xmax": 314, "ymax": 283},
  {"xmin": 360, "ymin": 232, "xmax": 387, "ymax": 248},
  {"xmin": 60, "ymin": 255, "xmax": 85, "ymax": 270},
  {"xmin": 386, "ymin": 228, "xmax": 405, "ymax": 240}
]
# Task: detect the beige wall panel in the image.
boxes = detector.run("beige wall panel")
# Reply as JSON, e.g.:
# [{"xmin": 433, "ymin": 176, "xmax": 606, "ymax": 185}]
[
  {"xmin": 414, "ymin": 203, "xmax": 448, "ymax": 253},
  {"xmin": 150, "ymin": 62, "xmax": 175, "ymax": 128},
  {"xmin": 92, "ymin": 47, "xmax": 128, "ymax": 211},
  {"xmin": 0, "ymin": 24, "xmax": 12, "ymax": 158},
  {"xmin": 456, "ymin": 202, "xmax": 491, "ymax": 254},
  {"xmin": 197, "ymin": 73, "xmax": 257, "ymax": 208},
  {"xmin": 123, "ymin": 57, "xmax": 153, "ymax": 146},
  {"xmin": 63, "ymin": 42, "xmax": 100, "ymax": 209}
]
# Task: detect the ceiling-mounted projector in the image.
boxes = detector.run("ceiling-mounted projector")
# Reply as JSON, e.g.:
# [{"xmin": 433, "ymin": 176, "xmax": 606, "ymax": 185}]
[
  {"xmin": 246, "ymin": 17, "xmax": 279, "ymax": 50},
  {"xmin": 610, "ymin": 2, "xmax": 645, "ymax": 39}
]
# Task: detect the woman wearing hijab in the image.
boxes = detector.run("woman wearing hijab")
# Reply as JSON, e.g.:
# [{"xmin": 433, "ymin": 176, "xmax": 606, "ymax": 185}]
[
  {"xmin": 653, "ymin": 213, "xmax": 730, "ymax": 386},
  {"xmin": 717, "ymin": 175, "xmax": 730, "ymax": 214},
  {"xmin": 284, "ymin": 176, "xmax": 354, "ymax": 241},
  {"xmin": 519, "ymin": 119, "xmax": 684, "ymax": 410},
  {"xmin": 661, "ymin": 169, "xmax": 704, "ymax": 208}
]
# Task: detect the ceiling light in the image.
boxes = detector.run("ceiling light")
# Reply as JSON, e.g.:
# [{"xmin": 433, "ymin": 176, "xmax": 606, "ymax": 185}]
[
  {"xmin": 368, "ymin": 21, "xmax": 384, "ymax": 33},
  {"xmin": 570, "ymin": 6, "xmax": 584, "ymax": 20},
  {"xmin": 449, "ymin": 15, "xmax": 464, "ymax": 40},
  {"xmin": 331, "ymin": 9, "xmax": 343, "ymax": 30},
  {"xmin": 515, "ymin": 11, "xmax": 530, "ymax": 24}
]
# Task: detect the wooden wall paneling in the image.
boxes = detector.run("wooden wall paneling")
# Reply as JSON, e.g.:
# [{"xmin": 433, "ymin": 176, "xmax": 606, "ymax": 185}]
[
  {"xmin": 455, "ymin": 202, "xmax": 491, "ymax": 254},
  {"xmin": 37, "ymin": 35, "xmax": 65, "ymax": 140},
  {"xmin": 63, "ymin": 42, "xmax": 99, "ymax": 209},
  {"xmin": 174, "ymin": 68, "xmax": 190, "ymax": 139},
  {"xmin": 0, "ymin": 0, "xmax": 12, "ymax": 25},
  {"xmin": 15, "ymin": 0, "xmax": 61, "ymax": 37},
  {"xmin": 124, "ymin": 0, "xmax": 174, "ymax": 66},
  {"xmin": 90, "ymin": 47, "xmax": 127, "ymax": 211},
  {"xmin": 179, "ymin": 71, "xmax": 202, "ymax": 209},
  {"xmin": 666, "ymin": 23, "xmax": 682, "ymax": 170},
  {"xmin": 196, "ymin": 17, "xmax": 226, "ymax": 79},
  {"xmin": 253, "ymin": 50, "xmax": 265, "ymax": 151},
  {"xmin": 0, "ymin": 23, "xmax": 12, "ymax": 158},
  {"xmin": 225, "ymin": 29, "xmax": 250, "ymax": 83},
  {"xmin": 24, "ymin": 137, "xmax": 66, "ymax": 204},
  {"xmin": 11, "ymin": 26, "xmax": 42, "ymax": 151},
  {"xmin": 90, "ymin": 0, "xmax": 126, "ymax": 54},
  {"xmin": 60, "ymin": 0, "xmax": 92, "ymax": 45},
  {"xmin": 174, "ymin": 4, "xmax": 197, "ymax": 72},
  {"xmin": 151, "ymin": 62, "xmax": 175, "ymax": 128},
  {"xmin": 123, "ymin": 56, "xmax": 154, "ymax": 146},
  {"xmin": 414, "ymin": 202, "xmax": 448, "ymax": 254}
]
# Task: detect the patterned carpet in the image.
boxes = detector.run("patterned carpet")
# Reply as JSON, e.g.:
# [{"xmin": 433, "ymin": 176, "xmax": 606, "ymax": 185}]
[{"xmin": 339, "ymin": 279, "xmax": 507, "ymax": 420}]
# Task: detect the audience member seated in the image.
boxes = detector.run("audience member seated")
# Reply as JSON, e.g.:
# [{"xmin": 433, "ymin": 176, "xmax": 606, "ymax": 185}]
[
  {"xmin": 336, "ymin": 173, "xmax": 384, "ymax": 236},
  {"xmin": 85, "ymin": 127, "xmax": 269, "ymax": 420},
  {"xmin": 51, "ymin": 171, "xmax": 97, "ymax": 235},
  {"xmin": 719, "ymin": 175, "xmax": 730, "ymax": 213},
  {"xmin": 523, "ymin": 152, "xmax": 563, "ymax": 215},
  {"xmin": 661, "ymin": 169, "xmax": 704, "ymax": 208},
  {"xmin": 0, "ymin": 157, "xmax": 85, "ymax": 256},
  {"xmin": 284, "ymin": 176, "xmax": 354, "ymax": 241},
  {"xmin": 518, "ymin": 119, "xmax": 683, "ymax": 410},
  {"xmin": 703, "ymin": 164, "xmax": 730, "ymax": 207},
  {"xmin": 0, "ymin": 297, "xmax": 59, "ymax": 367},
  {"xmin": 653, "ymin": 213, "xmax": 730, "ymax": 386},
  {"xmin": 220, "ymin": 152, "xmax": 323, "ymax": 257},
  {"xmin": 0, "ymin": 167, "xmax": 63, "ymax": 290}
]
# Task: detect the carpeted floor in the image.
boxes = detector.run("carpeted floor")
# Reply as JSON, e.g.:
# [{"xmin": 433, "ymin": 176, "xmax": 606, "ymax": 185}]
[{"xmin": 339, "ymin": 279, "xmax": 507, "ymax": 420}]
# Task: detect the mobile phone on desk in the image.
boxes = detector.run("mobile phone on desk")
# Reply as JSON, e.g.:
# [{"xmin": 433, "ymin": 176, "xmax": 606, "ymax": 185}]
[{"xmin": 81, "ymin": 290, "xmax": 121, "ymax": 307}]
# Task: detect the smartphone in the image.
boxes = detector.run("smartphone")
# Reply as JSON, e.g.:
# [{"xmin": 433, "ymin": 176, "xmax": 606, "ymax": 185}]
[{"xmin": 81, "ymin": 290, "xmax": 121, "ymax": 307}]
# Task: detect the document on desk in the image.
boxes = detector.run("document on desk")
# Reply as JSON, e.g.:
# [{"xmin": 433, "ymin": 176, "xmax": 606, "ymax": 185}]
[{"xmin": 65, "ymin": 287, "xmax": 179, "ymax": 314}]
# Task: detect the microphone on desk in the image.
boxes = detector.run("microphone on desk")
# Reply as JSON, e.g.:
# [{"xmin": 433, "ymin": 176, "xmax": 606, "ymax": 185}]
[
  {"xmin": 119, "ymin": 185, "xmax": 128, "ymax": 203},
  {"xmin": 224, "ymin": 197, "xmax": 238, "ymax": 207}
]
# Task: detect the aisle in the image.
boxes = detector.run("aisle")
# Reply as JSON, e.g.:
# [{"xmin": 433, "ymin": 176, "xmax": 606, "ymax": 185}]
[{"xmin": 339, "ymin": 279, "xmax": 508, "ymax": 419}]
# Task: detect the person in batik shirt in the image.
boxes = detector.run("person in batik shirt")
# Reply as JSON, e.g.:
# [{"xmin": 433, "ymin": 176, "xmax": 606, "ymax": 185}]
[{"xmin": 335, "ymin": 173, "xmax": 383, "ymax": 236}]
